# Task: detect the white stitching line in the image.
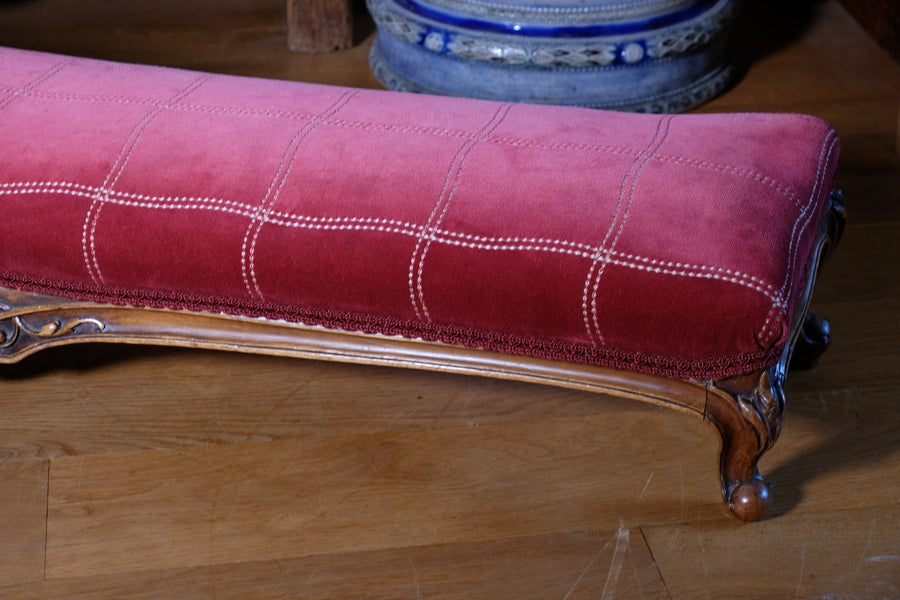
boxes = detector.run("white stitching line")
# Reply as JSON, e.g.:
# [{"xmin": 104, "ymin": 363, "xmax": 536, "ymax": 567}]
[
  {"xmin": 583, "ymin": 116, "xmax": 672, "ymax": 346},
  {"xmin": 580, "ymin": 151, "xmax": 646, "ymax": 345},
  {"xmin": 408, "ymin": 103, "xmax": 513, "ymax": 322},
  {"xmin": 3, "ymin": 71, "xmax": 815, "ymax": 217},
  {"xmin": 0, "ymin": 75, "xmax": 807, "ymax": 210},
  {"xmin": 581, "ymin": 129, "xmax": 657, "ymax": 344},
  {"xmin": 593, "ymin": 116, "xmax": 673, "ymax": 343},
  {"xmin": 328, "ymin": 118, "xmax": 470, "ymax": 140},
  {"xmin": 490, "ymin": 135, "xmax": 638, "ymax": 159},
  {"xmin": 79, "ymin": 74, "xmax": 212, "ymax": 285},
  {"xmin": 2, "ymin": 179, "xmax": 786, "ymax": 306},
  {"xmin": 1, "ymin": 181, "xmax": 256, "ymax": 213},
  {"xmin": 782, "ymin": 130, "xmax": 839, "ymax": 301},
  {"xmin": 240, "ymin": 90, "xmax": 359, "ymax": 301},
  {"xmin": 0, "ymin": 85, "xmax": 184, "ymax": 109},
  {"xmin": 0, "ymin": 86, "xmax": 475, "ymax": 140},
  {"xmin": 5, "ymin": 81, "xmax": 814, "ymax": 220},
  {"xmin": 416, "ymin": 105, "xmax": 513, "ymax": 321},
  {"xmin": 757, "ymin": 130, "xmax": 837, "ymax": 344},
  {"xmin": 0, "ymin": 58, "xmax": 73, "ymax": 113},
  {"xmin": 83, "ymin": 109, "xmax": 157, "ymax": 283},
  {"xmin": 490, "ymin": 136, "xmax": 805, "ymax": 211},
  {"xmin": 754, "ymin": 130, "xmax": 839, "ymax": 345},
  {"xmin": 653, "ymin": 153, "xmax": 804, "ymax": 211},
  {"xmin": 241, "ymin": 132, "xmax": 308, "ymax": 299}
]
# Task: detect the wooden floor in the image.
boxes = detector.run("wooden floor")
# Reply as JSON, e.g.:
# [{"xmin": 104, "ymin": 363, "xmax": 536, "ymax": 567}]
[{"xmin": 1, "ymin": 1, "xmax": 898, "ymax": 597}]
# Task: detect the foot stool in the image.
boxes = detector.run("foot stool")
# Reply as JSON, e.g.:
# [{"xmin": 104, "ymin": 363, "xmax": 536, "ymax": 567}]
[{"xmin": 0, "ymin": 46, "xmax": 843, "ymax": 521}]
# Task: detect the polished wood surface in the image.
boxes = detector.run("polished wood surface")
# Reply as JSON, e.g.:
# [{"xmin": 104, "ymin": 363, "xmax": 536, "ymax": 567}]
[
  {"xmin": 285, "ymin": 0, "xmax": 353, "ymax": 52},
  {"xmin": 838, "ymin": 0, "xmax": 899, "ymax": 62},
  {"xmin": 1, "ymin": 1, "xmax": 899, "ymax": 597}
]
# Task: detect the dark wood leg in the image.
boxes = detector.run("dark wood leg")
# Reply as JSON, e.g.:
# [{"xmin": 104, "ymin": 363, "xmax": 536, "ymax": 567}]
[
  {"xmin": 788, "ymin": 191, "xmax": 845, "ymax": 372},
  {"xmin": 789, "ymin": 312, "xmax": 833, "ymax": 371},
  {"xmin": 285, "ymin": 0, "xmax": 353, "ymax": 53},
  {"xmin": 705, "ymin": 368, "xmax": 784, "ymax": 521},
  {"xmin": 702, "ymin": 189, "xmax": 845, "ymax": 521}
]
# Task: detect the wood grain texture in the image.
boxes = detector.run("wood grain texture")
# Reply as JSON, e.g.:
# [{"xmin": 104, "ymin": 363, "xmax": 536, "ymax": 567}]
[
  {"xmin": 0, "ymin": 460, "xmax": 48, "ymax": 587},
  {"xmin": 644, "ymin": 506, "xmax": 900, "ymax": 599},
  {"xmin": 838, "ymin": 0, "xmax": 900, "ymax": 62},
  {"xmin": 42, "ymin": 408, "xmax": 717, "ymax": 578},
  {"xmin": 0, "ymin": 0, "xmax": 898, "ymax": 597},
  {"xmin": 285, "ymin": 0, "xmax": 353, "ymax": 52},
  {"xmin": 5, "ymin": 529, "xmax": 669, "ymax": 599}
]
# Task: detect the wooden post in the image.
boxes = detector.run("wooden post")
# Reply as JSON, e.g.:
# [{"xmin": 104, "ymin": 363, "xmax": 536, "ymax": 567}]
[{"xmin": 286, "ymin": 0, "xmax": 353, "ymax": 53}]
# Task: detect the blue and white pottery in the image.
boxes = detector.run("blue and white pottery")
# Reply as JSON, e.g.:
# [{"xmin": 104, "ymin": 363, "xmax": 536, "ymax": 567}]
[{"xmin": 367, "ymin": 0, "xmax": 740, "ymax": 112}]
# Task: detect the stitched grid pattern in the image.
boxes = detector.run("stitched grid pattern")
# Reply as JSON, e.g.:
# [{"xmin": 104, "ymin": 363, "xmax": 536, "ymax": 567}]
[
  {"xmin": 0, "ymin": 82, "xmax": 819, "ymax": 210},
  {"xmin": 241, "ymin": 89, "xmax": 359, "ymax": 300},
  {"xmin": 82, "ymin": 74, "xmax": 213, "ymax": 284},
  {"xmin": 757, "ymin": 129, "xmax": 840, "ymax": 346},
  {"xmin": 0, "ymin": 179, "xmax": 786, "ymax": 305},
  {"xmin": 0, "ymin": 47, "xmax": 841, "ymax": 380},
  {"xmin": 409, "ymin": 103, "xmax": 513, "ymax": 321},
  {"xmin": 583, "ymin": 115, "xmax": 672, "ymax": 346}
]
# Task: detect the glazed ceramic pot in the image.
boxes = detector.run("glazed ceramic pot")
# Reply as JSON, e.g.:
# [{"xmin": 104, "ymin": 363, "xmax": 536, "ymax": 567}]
[{"xmin": 367, "ymin": 0, "xmax": 740, "ymax": 112}]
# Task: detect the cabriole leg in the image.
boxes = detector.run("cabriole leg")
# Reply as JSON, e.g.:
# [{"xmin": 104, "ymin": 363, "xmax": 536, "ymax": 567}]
[{"xmin": 705, "ymin": 368, "xmax": 784, "ymax": 521}]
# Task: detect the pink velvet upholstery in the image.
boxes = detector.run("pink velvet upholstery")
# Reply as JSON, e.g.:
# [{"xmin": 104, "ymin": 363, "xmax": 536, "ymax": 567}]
[{"xmin": 0, "ymin": 47, "xmax": 840, "ymax": 380}]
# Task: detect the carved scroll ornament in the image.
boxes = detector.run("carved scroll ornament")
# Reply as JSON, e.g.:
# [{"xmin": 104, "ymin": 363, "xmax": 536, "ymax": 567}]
[{"xmin": 0, "ymin": 289, "xmax": 108, "ymax": 359}]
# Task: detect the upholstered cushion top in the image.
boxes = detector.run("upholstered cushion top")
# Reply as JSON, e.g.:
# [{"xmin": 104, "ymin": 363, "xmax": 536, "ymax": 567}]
[{"xmin": 0, "ymin": 47, "xmax": 840, "ymax": 380}]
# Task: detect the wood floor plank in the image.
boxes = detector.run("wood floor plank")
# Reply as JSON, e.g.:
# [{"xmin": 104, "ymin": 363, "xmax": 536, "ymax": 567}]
[
  {"xmin": 643, "ymin": 506, "xmax": 900, "ymax": 599},
  {"xmin": 833, "ymin": 172, "xmax": 900, "ymax": 225},
  {"xmin": 0, "ymin": 460, "xmax": 48, "ymax": 586},
  {"xmin": 759, "ymin": 386, "xmax": 900, "ymax": 519},
  {"xmin": 0, "ymin": 0, "xmax": 898, "ymax": 596},
  {"xmin": 0, "ymin": 346, "xmax": 605, "ymax": 461},
  {"xmin": 709, "ymin": 1, "xmax": 900, "ymax": 165},
  {"xmin": 5, "ymin": 529, "xmax": 669, "ymax": 599},
  {"xmin": 812, "ymin": 223, "xmax": 900, "ymax": 307},
  {"xmin": 44, "ymin": 412, "xmax": 722, "ymax": 578},
  {"xmin": 790, "ymin": 223, "xmax": 900, "ymax": 392}
]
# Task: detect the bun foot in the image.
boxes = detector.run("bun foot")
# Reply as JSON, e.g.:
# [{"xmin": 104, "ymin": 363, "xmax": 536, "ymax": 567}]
[
  {"xmin": 728, "ymin": 479, "xmax": 772, "ymax": 522},
  {"xmin": 790, "ymin": 313, "xmax": 832, "ymax": 371}
]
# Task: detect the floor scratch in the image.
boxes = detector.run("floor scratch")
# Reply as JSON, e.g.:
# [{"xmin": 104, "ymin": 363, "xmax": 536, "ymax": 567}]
[
  {"xmin": 562, "ymin": 532, "xmax": 615, "ymax": 600},
  {"xmin": 638, "ymin": 473, "xmax": 654, "ymax": 501},
  {"xmin": 600, "ymin": 523, "xmax": 630, "ymax": 600},
  {"xmin": 794, "ymin": 540, "xmax": 807, "ymax": 599},
  {"xmin": 408, "ymin": 557, "xmax": 421, "ymax": 600}
]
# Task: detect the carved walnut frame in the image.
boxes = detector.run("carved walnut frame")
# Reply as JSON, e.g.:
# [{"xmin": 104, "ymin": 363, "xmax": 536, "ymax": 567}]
[{"xmin": 0, "ymin": 191, "xmax": 845, "ymax": 521}]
